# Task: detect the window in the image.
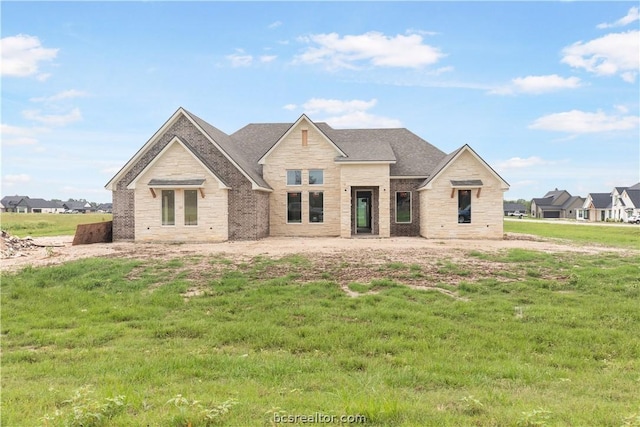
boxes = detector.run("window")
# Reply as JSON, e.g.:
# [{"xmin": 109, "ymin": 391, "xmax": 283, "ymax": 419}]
[
  {"xmin": 287, "ymin": 170, "xmax": 302, "ymax": 186},
  {"xmin": 162, "ymin": 190, "xmax": 175, "ymax": 225},
  {"xmin": 184, "ymin": 190, "xmax": 198, "ymax": 226},
  {"xmin": 309, "ymin": 170, "xmax": 324, "ymax": 185},
  {"xmin": 287, "ymin": 192, "xmax": 302, "ymax": 223},
  {"xmin": 309, "ymin": 191, "xmax": 324, "ymax": 223},
  {"xmin": 396, "ymin": 191, "xmax": 411, "ymax": 223},
  {"xmin": 458, "ymin": 190, "xmax": 471, "ymax": 223}
]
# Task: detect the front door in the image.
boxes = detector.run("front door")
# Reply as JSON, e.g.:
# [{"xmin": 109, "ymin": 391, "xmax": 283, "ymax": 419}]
[{"xmin": 356, "ymin": 191, "xmax": 372, "ymax": 233}]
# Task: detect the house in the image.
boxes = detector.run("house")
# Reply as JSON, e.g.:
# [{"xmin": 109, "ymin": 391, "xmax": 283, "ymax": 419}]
[
  {"xmin": 611, "ymin": 183, "xmax": 640, "ymax": 221},
  {"xmin": 96, "ymin": 203, "xmax": 113, "ymax": 213},
  {"xmin": 503, "ymin": 202, "xmax": 526, "ymax": 216},
  {"xmin": 580, "ymin": 193, "xmax": 612, "ymax": 222},
  {"xmin": 62, "ymin": 201, "xmax": 95, "ymax": 213},
  {"xmin": 1, "ymin": 196, "xmax": 30, "ymax": 213},
  {"xmin": 531, "ymin": 189, "xmax": 584, "ymax": 219},
  {"xmin": 105, "ymin": 108, "xmax": 509, "ymax": 242},
  {"xmin": 24, "ymin": 198, "xmax": 65, "ymax": 213}
]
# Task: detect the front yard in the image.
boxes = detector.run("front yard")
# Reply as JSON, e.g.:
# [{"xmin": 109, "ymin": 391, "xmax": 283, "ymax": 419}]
[{"xmin": 2, "ymin": 224, "xmax": 639, "ymax": 426}]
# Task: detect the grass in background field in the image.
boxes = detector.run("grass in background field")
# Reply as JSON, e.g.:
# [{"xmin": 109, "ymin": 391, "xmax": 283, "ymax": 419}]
[
  {"xmin": 0, "ymin": 213, "xmax": 112, "ymax": 237},
  {"xmin": 2, "ymin": 250, "xmax": 639, "ymax": 426},
  {"xmin": 504, "ymin": 219, "xmax": 640, "ymax": 249}
]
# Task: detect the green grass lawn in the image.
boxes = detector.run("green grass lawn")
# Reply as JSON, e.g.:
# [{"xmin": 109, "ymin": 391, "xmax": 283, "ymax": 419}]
[
  {"xmin": 2, "ymin": 246, "xmax": 639, "ymax": 426},
  {"xmin": 505, "ymin": 219, "xmax": 639, "ymax": 249},
  {"xmin": 1, "ymin": 213, "xmax": 112, "ymax": 237}
]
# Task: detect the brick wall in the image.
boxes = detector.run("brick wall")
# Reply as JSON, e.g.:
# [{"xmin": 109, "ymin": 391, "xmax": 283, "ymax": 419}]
[
  {"xmin": 390, "ymin": 179, "xmax": 423, "ymax": 236},
  {"xmin": 112, "ymin": 114, "xmax": 267, "ymax": 241}
]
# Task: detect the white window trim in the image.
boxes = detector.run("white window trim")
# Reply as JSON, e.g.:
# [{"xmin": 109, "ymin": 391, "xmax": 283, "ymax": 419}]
[
  {"xmin": 161, "ymin": 189, "xmax": 176, "ymax": 227},
  {"xmin": 309, "ymin": 169, "xmax": 324, "ymax": 186},
  {"xmin": 286, "ymin": 170, "xmax": 302, "ymax": 186}
]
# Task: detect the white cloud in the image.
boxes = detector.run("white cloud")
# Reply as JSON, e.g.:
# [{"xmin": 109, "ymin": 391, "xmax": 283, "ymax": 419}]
[
  {"xmin": 226, "ymin": 50, "xmax": 253, "ymax": 67},
  {"xmin": 0, "ymin": 34, "xmax": 58, "ymax": 78},
  {"xmin": 496, "ymin": 156, "xmax": 549, "ymax": 170},
  {"xmin": 260, "ymin": 55, "xmax": 277, "ymax": 63},
  {"xmin": 489, "ymin": 74, "xmax": 582, "ymax": 95},
  {"xmin": 30, "ymin": 90, "xmax": 89, "ymax": 103},
  {"xmin": 294, "ymin": 31, "xmax": 445, "ymax": 70},
  {"xmin": 597, "ymin": 7, "xmax": 639, "ymax": 29},
  {"xmin": 283, "ymin": 104, "xmax": 297, "ymax": 111},
  {"xmin": 561, "ymin": 30, "xmax": 639, "ymax": 82},
  {"xmin": 0, "ymin": 123, "xmax": 42, "ymax": 146},
  {"xmin": 3, "ymin": 174, "xmax": 31, "ymax": 186},
  {"xmin": 293, "ymin": 98, "xmax": 401, "ymax": 128},
  {"xmin": 22, "ymin": 108, "xmax": 82, "ymax": 127},
  {"xmin": 268, "ymin": 21, "xmax": 282, "ymax": 29},
  {"xmin": 529, "ymin": 109, "xmax": 640, "ymax": 133}
]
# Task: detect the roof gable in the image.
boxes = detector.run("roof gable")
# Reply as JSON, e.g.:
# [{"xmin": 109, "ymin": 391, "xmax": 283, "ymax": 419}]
[
  {"xmin": 585, "ymin": 193, "xmax": 611, "ymax": 209},
  {"xmin": 417, "ymin": 144, "xmax": 509, "ymax": 190},
  {"xmin": 105, "ymin": 107, "xmax": 270, "ymax": 192},
  {"xmin": 258, "ymin": 114, "xmax": 346, "ymax": 164},
  {"xmin": 126, "ymin": 136, "xmax": 230, "ymax": 190}
]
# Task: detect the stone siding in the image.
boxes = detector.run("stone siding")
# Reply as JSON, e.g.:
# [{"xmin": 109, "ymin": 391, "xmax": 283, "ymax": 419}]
[
  {"xmin": 133, "ymin": 142, "xmax": 229, "ymax": 242},
  {"xmin": 262, "ymin": 121, "xmax": 341, "ymax": 237},
  {"xmin": 419, "ymin": 150, "xmax": 505, "ymax": 239},
  {"xmin": 339, "ymin": 164, "xmax": 390, "ymax": 237}
]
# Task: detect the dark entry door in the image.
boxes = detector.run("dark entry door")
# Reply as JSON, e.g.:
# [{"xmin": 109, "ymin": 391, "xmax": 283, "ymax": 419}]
[{"xmin": 356, "ymin": 191, "xmax": 372, "ymax": 233}]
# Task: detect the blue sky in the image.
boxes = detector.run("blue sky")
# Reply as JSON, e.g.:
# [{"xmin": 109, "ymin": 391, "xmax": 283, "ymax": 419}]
[{"xmin": 2, "ymin": 1, "xmax": 639, "ymax": 203}]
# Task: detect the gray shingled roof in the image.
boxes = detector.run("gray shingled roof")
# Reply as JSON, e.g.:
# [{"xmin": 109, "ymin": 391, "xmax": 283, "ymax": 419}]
[
  {"xmin": 183, "ymin": 109, "xmax": 271, "ymax": 190},
  {"xmin": 587, "ymin": 193, "xmax": 611, "ymax": 209},
  {"xmin": 561, "ymin": 195, "xmax": 585, "ymax": 210},
  {"xmin": 625, "ymin": 189, "xmax": 640, "ymax": 207},
  {"xmin": 26, "ymin": 198, "xmax": 62, "ymax": 209},
  {"xmin": 230, "ymin": 120, "xmax": 447, "ymax": 178},
  {"xmin": 532, "ymin": 196, "xmax": 555, "ymax": 207}
]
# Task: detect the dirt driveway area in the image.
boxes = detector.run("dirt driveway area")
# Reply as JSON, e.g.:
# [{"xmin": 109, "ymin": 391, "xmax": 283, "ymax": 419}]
[{"xmin": 2, "ymin": 233, "xmax": 633, "ymax": 274}]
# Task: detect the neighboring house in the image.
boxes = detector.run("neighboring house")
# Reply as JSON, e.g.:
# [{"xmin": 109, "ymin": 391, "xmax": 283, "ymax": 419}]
[
  {"xmin": 24, "ymin": 198, "xmax": 65, "ymax": 213},
  {"xmin": 612, "ymin": 183, "xmax": 640, "ymax": 221},
  {"xmin": 1, "ymin": 196, "xmax": 30, "ymax": 213},
  {"xmin": 531, "ymin": 189, "xmax": 583, "ymax": 219},
  {"xmin": 503, "ymin": 202, "xmax": 526, "ymax": 216},
  {"xmin": 105, "ymin": 108, "xmax": 509, "ymax": 242},
  {"xmin": 581, "ymin": 193, "xmax": 612, "ymax": 222},
  {"xmin": 96, "ymin": 203, "xmax": 113, "ymax": 213},
  {"xmin": 63, "ymin": 201, "xmax": 95, "ymax": 213}
]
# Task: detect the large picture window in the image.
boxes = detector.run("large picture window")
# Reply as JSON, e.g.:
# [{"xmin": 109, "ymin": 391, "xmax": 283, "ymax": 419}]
[
  {"xmin": 309, "ymin": 170, "xmax": 324, "ymax": 185},
  {"xmin": 162, "ymin": 190, "xmax": 175, "ymax": 225},
  {"xmin": 184, "ymin": 190, "xmax": 198, "ymax": 226},
  {"xmin": 458, "ymin": 190, "xmax": 471, "ymax": 223},
  {"xmin": 287, "ymin": 170, "xmax": 302, "ymax": 186},
  {"xmin": 309, "ymin": 191, "xmax": 324, "ymax": 223},
  {"xmin": 287, "ymin": 192, "xmax": 302, "ymax": 223},
  {"xmin": 396, "ymin": 191, "xmax": 411, "ymax": 223}
]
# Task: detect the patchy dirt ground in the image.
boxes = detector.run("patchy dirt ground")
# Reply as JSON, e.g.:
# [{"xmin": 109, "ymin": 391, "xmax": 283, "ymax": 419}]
[{"xmin": 1, "ymin": 233, "xmax": 634, "ymax": 274}]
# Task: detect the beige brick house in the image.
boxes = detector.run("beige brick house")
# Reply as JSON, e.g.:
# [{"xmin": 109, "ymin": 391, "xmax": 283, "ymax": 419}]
[{"xmin": 105, "ymin": 107, "xmax": 509, "ymax": 242}]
